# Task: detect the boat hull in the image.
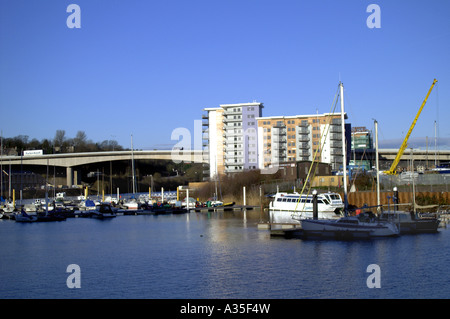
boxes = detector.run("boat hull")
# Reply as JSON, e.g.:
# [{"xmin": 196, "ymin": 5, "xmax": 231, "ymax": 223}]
[
  {"xmin": 269, "ymin": 209, "xmax": 340, "ymax": 224},
  {"xmin": 15, "ymin": 214, "xmax": 38, "ymax": 222},
  {"xmin": 301, "ymin": 219, "xmax": 399, "ymax": 238},
  {"xmin": 91, "ymin": 213, "xmax": 116, "ymax": 219},
  {"xmin": 398, "ymin": 219, "xmax": 440, "ymax": 234}
]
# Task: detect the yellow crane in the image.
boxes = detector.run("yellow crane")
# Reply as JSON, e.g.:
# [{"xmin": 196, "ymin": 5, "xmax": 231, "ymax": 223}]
[{"xmin": 384, "ymin": 78, "xmax": 438, "ymax": 175}]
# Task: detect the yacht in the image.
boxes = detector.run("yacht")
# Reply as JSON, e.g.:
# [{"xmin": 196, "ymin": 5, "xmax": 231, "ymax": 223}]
[
  {"xmin": 15, "ymin": 210, "xmax": 38, "ymax": 222},
  {"xmin": 298, "ymin": 83, "xmax": 400, "ymax": 239},
  {"xmin": 91, "ymin": 203, "xmax": 117, "ymax": 219},
  {"xmin": 301, "ymin": 212, "xmax": 400, "ymax": 239},
  {"xmin": 269, "ymin": 192, "xmax": 344, "ymax": 223}
]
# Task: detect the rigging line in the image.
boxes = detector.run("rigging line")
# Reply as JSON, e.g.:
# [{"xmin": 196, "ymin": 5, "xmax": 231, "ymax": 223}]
[{"xmin": 293, "ymin": 85, "xmax": 340, "ymax": 213}]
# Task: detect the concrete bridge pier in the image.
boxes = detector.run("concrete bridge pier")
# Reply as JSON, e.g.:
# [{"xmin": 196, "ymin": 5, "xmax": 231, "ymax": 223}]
[
  {"xmin": 66, "ymin": 167, "xmax": 80, "ymax": 187},
  {"xmin": 66, "ymin": 167, "xmax": 73, "ymax": 187}
]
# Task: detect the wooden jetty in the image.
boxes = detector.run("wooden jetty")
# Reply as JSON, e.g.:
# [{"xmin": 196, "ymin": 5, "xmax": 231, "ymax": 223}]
[
  {"xmin": 193, "ymin": 205, "xmax": 257, "ymax": 213},
  {"xmin": 258, "ymin": 222, "xmax": 303, "ymax": 238}
]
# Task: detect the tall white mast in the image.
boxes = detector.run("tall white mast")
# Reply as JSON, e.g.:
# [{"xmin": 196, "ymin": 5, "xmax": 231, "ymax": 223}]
[
  {"xmin": 339, "ymin": 82, "xmax": 348, "ymax": 212},
  {"xmin": 374, "ymin": 119, "xmax": 380, "ymax": 213}
]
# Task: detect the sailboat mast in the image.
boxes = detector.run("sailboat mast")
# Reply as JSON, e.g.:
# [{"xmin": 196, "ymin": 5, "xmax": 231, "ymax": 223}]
[
  {"xmin": 374, "ymin": 119, "xmax": 381, "ymax": 213},
  {"xmin": 131, "ymin": 134, "xmax": 136, "ymax": 194},
  {"xmin": 339, "ymin": 82, "xmax": 348, "ymax": 212},
  {"xmin": 45, "ymin": 158, "xmax": 49, "ymax": 215}
]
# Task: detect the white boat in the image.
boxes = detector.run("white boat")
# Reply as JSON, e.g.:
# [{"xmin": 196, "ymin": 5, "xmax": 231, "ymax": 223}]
[
  {"xmin": 91, "ymin": 203, "xmax": 117, "ymax": 219},
  {"xmin": 182, "ymin": 197, "xmax": 197, "ymax": 209},
  {"xmin": 301, "ymin": 213, "xmax": 400, "ymax": 238},
  {"xmin": 104, "ymin": 196, "xmax": 119, "ymax": 205},
  {"xmin": 123, "ymin": 199, "xmax": 138, "ymax": 210},
  {"xmin": 78, "ymin": 199, "xmax": 96, "ymax": 211},
  {"xmin": 269, "ymin": 192, "xmax": 344, "ymax": 223}
]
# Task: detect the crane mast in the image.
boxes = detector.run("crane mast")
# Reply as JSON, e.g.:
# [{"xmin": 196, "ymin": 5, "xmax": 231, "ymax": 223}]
[{"xmin": 384, "ymin": 78, "xmax": 437, "ymax": 175}]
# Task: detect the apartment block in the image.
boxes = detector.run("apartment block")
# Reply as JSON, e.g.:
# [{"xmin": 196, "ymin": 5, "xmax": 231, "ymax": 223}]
[
  {"xmin": 202, "ymin": 107, "xmax": 224, "ymax": 180},
  {"xmin": 256, "ymin": 113, "xmax": 350, "ymax": 171},
  {"xmin": 350, "ymin": 126, "xmax": 373, "ymax": 171},
  {"xmin": 202, "ymin": 102, "xmax": 263, "ymax": 179}
]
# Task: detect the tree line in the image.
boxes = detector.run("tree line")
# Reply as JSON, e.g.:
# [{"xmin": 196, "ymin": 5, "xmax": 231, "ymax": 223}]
[{"xmin": 1, "ymin": 130, "xmax": 124, "ymax": 155}]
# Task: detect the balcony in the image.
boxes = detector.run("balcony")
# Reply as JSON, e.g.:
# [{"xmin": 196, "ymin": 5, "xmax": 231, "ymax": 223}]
[
  {"xmin": 225, "ymin": 130, "xmax": 241, "ymax": 137},
  {"xmin": 330, "ymin": 140, "xmax": 342, "ymax": 148},
  {"xmin": 225, "ymin": 160, "xmax": 245, "ymax": 166},
  {"xmin": 298, "ymin": 151, "xmax": 310, "ymax": 157},
  {"xmin": 331, "ymin": 148, "xmax": 343, "ymax": 155},
  {"xmin": 329, "ymin": 133, "xmax": 341, "ymax": 140},
  {"xmin": 297, "ymin": 142, "xmax": 309, "ymax": 149},
  {"xmin": 298, "ymin": 135, "xmax": 310, "ymax": 142},
  {"xmin": 297, "ymin": 127, "xmax": 309, "ymax": 134},
  {"xmin": 223, "ymin": 116, "xmax": 241, "ymax": 122},
  {"xmin": 223, "ymin": 109, "xmax": 241, "ymax": 115},
  {"xmin": 330, "ymin": 125, "xmax": 342, "ymax": 133},
  {"xmin": 272, "ymin": 128, "xmax": 286, "ymax": 135},
  {"xmin": 272, "ymin": 136, "xmax": 287, "ymax": 143},
  {"xmin": 224, "ymin": 146, "xmax": 242, "ymax": 153}
]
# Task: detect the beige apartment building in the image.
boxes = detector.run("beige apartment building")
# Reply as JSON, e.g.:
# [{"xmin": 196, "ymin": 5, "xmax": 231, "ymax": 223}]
[{"xmin": 256, "ymin": 112, "xmax": 349, "ymax": 171}]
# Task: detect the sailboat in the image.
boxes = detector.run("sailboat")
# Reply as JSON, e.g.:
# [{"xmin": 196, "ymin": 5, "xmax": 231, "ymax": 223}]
[
  {"xmin": 15, "ymin": 209, "xmax": 38, "ymax": 222},
  {"xmin": 36, "ymin": 159, "xmax": 66, "ymax": 222},
  {"xmin": 301, "ymin": 82, "xmax": 400, "ymax": 239},
  {"xmin": 378, "ymin": 140, "xmax": 439, "ymax": 234}
]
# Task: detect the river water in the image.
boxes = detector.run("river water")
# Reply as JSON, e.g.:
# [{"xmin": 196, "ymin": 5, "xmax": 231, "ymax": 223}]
[{"xmin": 0, "ymin": 209, "xmax": 449, "ymax": 299}]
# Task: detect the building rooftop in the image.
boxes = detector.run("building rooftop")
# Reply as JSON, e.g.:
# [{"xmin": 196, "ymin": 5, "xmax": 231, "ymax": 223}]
[
  {"xmin": 220, "ymin": 102, "xmax": 264, "ymax": 108},
  {"xmin": 256, "ymin": 112, "xmax": 348, "ymax": 120}
]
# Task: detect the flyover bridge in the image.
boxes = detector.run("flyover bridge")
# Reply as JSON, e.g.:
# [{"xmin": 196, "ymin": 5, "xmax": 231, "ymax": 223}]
[{"xmin": 0, "ymin": 150, "xmax": 205, "ymax": 186}]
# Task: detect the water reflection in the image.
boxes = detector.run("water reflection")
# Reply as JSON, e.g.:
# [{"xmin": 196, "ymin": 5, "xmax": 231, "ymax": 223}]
[{"xmin": 0, "ymin": 210, "xmax": 449, "ymax": 299}]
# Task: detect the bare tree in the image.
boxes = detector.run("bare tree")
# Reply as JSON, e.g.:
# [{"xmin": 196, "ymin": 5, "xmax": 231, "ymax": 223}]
[
  {"xmin": 73, "ymin": 131, "xmax": 87, "ymax": 151},
  {"xmin": 53, "ymin": 130, "xmax": 66, "ymax": 152}
]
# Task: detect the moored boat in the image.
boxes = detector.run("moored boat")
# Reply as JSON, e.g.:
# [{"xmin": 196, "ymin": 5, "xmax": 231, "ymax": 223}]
[
  {"xmin": 295, "ymin": 83, "xmax": 400, "ymax": 239},
  {"xmin": 15, "ymin": 210, "xmax": 38, "ymax": 222},
  {"xmin": 301, "ymin": 212, "xmax": 400, "ymax": 239},
  {"xmin": 91, "ymin": 203, "xmax": 117, "ymax": 219},
  {"xmin": 269, "ymin": 192, "xmax": 344, "ymax": 223},
  {"xmin": 379, "ymin": 210, "xmax": 440, "ymax": 234}
]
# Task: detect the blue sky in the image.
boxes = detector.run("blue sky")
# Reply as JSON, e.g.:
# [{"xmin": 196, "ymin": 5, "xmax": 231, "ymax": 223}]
[{"xmin": 1, "ymin": 0, "xmax": 449, "ymax": 151}]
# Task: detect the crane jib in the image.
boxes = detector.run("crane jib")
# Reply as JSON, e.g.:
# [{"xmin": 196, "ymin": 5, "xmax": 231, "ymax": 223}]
[{"xmin": 385, "ymin": 78, "xmax": 437, "ymax": 175}]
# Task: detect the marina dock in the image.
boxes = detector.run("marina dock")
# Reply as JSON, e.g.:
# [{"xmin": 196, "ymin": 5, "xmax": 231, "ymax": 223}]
[
  {"xmin": 257, "ymin": 222, "xmax": 303, "ymax": 238},
  {"xmin": 193, "ymin": 205, "xmax": 257, "ymax": 213}
]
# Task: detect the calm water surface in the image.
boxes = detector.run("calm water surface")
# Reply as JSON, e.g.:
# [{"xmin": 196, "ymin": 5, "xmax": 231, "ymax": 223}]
[{"xmin": 1, "ymin": 210, "xmax": 449, "ymax": 299}]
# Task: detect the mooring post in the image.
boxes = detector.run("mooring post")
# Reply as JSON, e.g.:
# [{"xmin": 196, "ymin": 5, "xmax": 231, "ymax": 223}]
[
  {"xmin": 313, "ymin": 189, "xmax": 318, "ymax": 220},
  {"xmin": 393, "ymin": 187, "xmax": 399, "ymax": 211}
]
